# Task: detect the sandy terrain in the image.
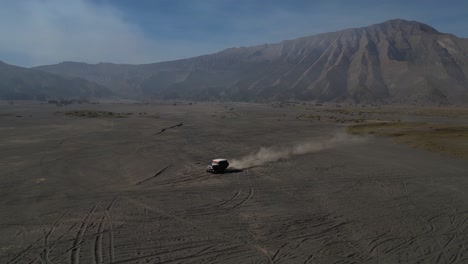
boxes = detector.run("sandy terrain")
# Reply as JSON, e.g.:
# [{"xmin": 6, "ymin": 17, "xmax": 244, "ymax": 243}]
[{"xmin": 1, "ymin": 101, "xmax": 468, "ymax": 263}]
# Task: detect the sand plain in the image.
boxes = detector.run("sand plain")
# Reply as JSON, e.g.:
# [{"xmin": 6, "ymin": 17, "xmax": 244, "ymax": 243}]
[{"xmin": 1, "ymin": 101, "xmax": 468, "ymax": 263}]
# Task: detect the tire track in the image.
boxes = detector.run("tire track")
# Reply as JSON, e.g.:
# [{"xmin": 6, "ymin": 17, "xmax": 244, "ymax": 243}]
[
  {"xmin": 395, "ymin": 181, "xmax": 452, "ymax": 263},
  {"xmin": 6, "ymin": 245, "xmax": 35, "ymax": 264},
  {"xmin": 42, "ymin": 218, "xmax": 60, "ymax": 264},
  {"xmin": 48, "ymin": 222, "xmax": 79, "ymax": 263},
  {"xmin": 232, "ymin": 188, "xmax": 254, "ymax": 208},
  {"xmin": 160, "ymin": 172, "xmax": 215, "ymax": 186},
  {"xmin": 120, "ymin": 196, "xmax": 252, "ymax": 250},
  {"xmin": 6, "ymin": 212, "xmax": 72, "ymax": 264},
  {"xmin": 254, "ymin": 246, "xmax": 274, "ymax": 264},
  {"xmin": 217, "ymin": 189, "xmax": 242, "ymax": 207},
  {"xmin": 94, "ymin": 199, "xmax": 116, "ymax": 264},
  {"xmin": 106, "ymin": 207, "xmax": 116, "ymax": 264},
  {"xmin": 304, "ymin": 254, "xmax": 314, "ymax": 264},
  {"xmin": 135, "ymin": 165, "xmax": 172, "ymax": 185},
  {"xmin": 113, "ymin": 244, "xmax": 245, "ymax": 264},
  {"xmin": 185, "ymin": 189, "xmax": 244, "ymax": 218},
  {"xmin": 71, "ymin": 204, "xmax": 99, "ymax": 264},
  {"xmin": 189, "ymin": 244, "xmax": 219, "ymax": 257},
  {"xmin": 271, "ymin": 242, "xmax": 289, "ymax": 263}
]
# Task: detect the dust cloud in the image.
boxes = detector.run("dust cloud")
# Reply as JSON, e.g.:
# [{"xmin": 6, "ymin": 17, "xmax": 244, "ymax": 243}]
[{"xmin": 230, "ymin": 132, "xmax": 365, "ymax": 169}]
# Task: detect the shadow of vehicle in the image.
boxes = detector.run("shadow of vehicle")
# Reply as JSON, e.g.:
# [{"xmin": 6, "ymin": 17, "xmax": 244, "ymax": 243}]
[{"xmin": 220, "ymin": 169, "xmax": 243, "ymax": 174}]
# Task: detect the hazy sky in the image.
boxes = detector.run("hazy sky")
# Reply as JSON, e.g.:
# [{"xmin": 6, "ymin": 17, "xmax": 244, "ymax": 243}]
[{"xmin": 1, "ymin": 0, "xmax": 467, "ymax": 67}]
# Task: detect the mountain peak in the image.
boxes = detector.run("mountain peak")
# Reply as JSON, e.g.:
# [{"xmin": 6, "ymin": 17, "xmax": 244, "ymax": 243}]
[
  {"xmin": 32, "ymin": 19, "xmax": 468, "ymax": 105},
  {"xmin": 369, "ymin": 19, "xmax": 440, "ymax": 34}
]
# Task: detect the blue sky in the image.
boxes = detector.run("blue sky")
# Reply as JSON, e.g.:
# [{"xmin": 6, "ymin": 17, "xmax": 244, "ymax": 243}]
[{"xmin": 0, "ymin": 0, "xmax": 467, "ymax": 67}]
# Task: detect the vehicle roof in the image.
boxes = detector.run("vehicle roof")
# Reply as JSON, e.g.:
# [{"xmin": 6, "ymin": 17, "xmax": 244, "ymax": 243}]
[{"xmin": 212, "ymin": 159, "xmax": 227, "ymax": 162}]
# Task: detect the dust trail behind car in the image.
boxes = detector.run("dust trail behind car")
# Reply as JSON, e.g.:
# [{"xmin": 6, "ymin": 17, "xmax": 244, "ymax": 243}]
[{"xmin": 230, "ymin": 132, "xmax": 365, "ymax": 169}]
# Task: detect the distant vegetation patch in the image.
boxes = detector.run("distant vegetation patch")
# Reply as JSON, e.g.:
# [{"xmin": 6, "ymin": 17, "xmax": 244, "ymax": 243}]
[
  {"xmin": 348, "ymin": 121, "xmax": 468, "ymax": 160},
  {"xmin": 138, "ymin": 112, "xmax": 160, "ymax": 118},
  {"xmin": 315, "ymin": 106, "xmax": 468, "ymax": 118},
  {"xmin": 60, "ymin": 110, "xmax": 127, "ymax": 118},
  {"xmin": 211, "ymin": 111, "xmax": 240, "ymax": 119},
  {"xmin": 48, "ymin": 99, "xmax": 99, "ymax": 106},
  {"xmin": 297, "ymin": 114, "xmax": 366, "ymax": 123}
]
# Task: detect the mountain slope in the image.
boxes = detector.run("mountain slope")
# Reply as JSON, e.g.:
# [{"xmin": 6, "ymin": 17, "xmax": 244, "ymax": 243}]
[
  {"xmin": 0, "ymin": 61, "xmax": 111, "ymax": 100},
  {"xmin": 34, "ymin": 19, "xmax": 468, "ymax": 105}
]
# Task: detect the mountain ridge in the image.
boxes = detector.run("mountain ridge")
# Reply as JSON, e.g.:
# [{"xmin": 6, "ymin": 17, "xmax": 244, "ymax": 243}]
[
  {"xmin": 32, "ymin": 19, "xmax": 468, "ymax": 105},
  {"xmin": 0, "ymin": 61, "xmax": 111, "ymax": 100}
]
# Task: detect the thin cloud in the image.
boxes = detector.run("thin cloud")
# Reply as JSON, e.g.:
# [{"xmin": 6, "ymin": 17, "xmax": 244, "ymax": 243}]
[
  {"xmin": 0, "ymin": 0, "xmax": 209, "ymax": 66},
  {"xmin": 0, "ymin": 0, "xmax": 466, "ymax": 67}
]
